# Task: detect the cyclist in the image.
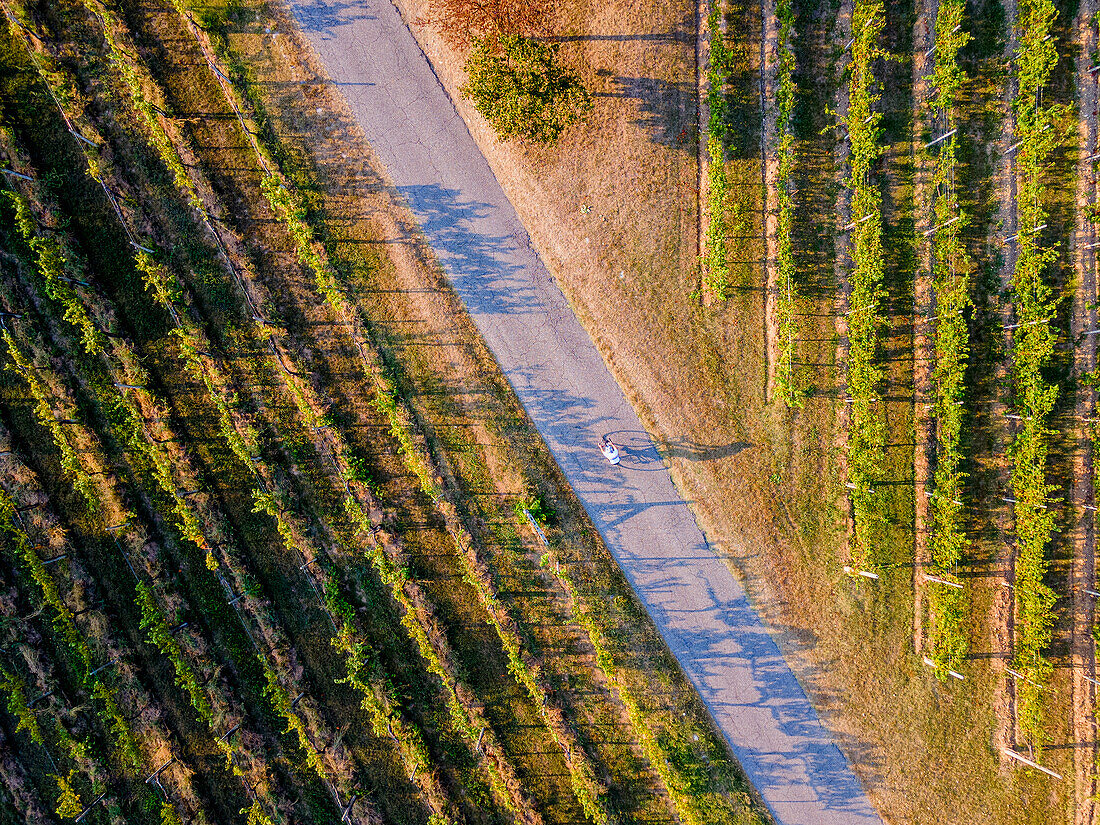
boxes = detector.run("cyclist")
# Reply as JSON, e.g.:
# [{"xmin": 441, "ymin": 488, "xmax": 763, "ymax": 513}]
[{"xmin": 600, "ymin": 437, "xmax": 621, "ymax": 465}]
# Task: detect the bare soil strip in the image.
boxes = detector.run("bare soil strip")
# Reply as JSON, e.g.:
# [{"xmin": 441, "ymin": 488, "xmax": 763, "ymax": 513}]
[
  {"xmin": 988, "ymin": 0, "xmax": 1018, "ymax": 758},
  {"xmin": 1073, "ymin": 0, "xmax": 1099, "ymax": 817},
  {"xmin": 911, "ymin": 0, "xmax": 936, "ymax": 658},
  {"xmin": 833, "ymin": 0, "xmax": 855, "ymax": 554}
]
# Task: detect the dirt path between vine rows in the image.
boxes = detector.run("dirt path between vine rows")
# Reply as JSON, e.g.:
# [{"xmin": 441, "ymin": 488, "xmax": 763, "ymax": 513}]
[
  {"xmin": 1072, "ymin": 1, "xmax": 1099, "ymax": 819},
  {"xmin": 281, "ymin": 0, "xmax": 883, "ymax": 822}
]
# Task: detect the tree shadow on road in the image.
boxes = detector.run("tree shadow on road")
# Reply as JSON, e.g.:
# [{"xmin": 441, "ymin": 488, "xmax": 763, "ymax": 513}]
[
  {"xmin": 392, "ymin": 183, "xmax": 545, "ymax": 320},
  {"xmin": 622, "ymin": 557, "xmax": 885, "ymax": 820},
  {"xmin": 290, "ymin": 0, "xmax": 378, "ymax": 34}
]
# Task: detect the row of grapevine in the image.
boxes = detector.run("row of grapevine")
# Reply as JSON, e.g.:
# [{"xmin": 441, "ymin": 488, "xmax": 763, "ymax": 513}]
[
  {"xmin": 0, "ymin": 719, "xmax": 54, "ymax": 825},
  {"xmin": 704, "ymin": 1, "xmax": 731, "ymax": 300},
  {"xmin": 96, "ymin": 12, "xmax": 539, "ymax": 811},
  {"xmin": 0, "ymin": 465, "xmax": 181, "ymax": 824},
  {"xmin": 922, "ymin": 0, "xmax": 972, "ymax": 679},
  {"xmin": 772, "ymin": 0, "xmax": 798, "ymax": 405},
  {"xmin": 6, "ymin": 0, "xmax": 766, "ymax": 821},
  {"xmin": 843, "ymin": 0, "xmax": 888, "ymax": 572},
  {"xmin": 0, "ymin": 38, "xmax": 405, "ymax": 825},
  {"xmin": 0, "ymin": 308, "xmax": 240, "ymax": 822},
  {"xmin": 1005, "ymin": 0, "xmax": 1067, "ymax": 753},
  {"xmin": 519, "ymin": 509, "xmax": 763, "ymax": 825},
  {"xmin": 0, "ymin": 328, "xmax": 99, "ymax": 507},
  {"xmin": 186, "ymin": 5, "xmax": 765, "ymax": 818},
  {"xmin": 1085, "ymin": 7, "xmax": 1100, "ymax": 793}
]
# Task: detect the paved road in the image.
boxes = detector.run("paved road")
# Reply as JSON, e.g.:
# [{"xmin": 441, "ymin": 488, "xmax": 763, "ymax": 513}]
[{"xmin": 285, "ymin": 2, "xmax": 884, "ymax": 822}]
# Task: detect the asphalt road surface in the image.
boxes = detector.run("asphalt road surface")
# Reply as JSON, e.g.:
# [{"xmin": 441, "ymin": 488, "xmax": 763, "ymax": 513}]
[{"xmin": 284, "ymin": 1, "xmax": 885, "ymax": 822}]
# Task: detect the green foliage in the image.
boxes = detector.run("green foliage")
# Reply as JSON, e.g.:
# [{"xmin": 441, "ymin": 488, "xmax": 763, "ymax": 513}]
[
  {"xmin": 2, "ymin": 189, "xmax": 100, "ymax": 354},
  {"xmin": 136, "ymin": 582, "xmax": 215, "ymax": 724},
  {"xmin": 0, "ymin": 330, "xmax": 97, "ymax": 507},
  {"xmin": 345, "ymin": 487, "xmax": 539, "ymax": 816},
  {"xmin": 461, "ymin": 34, "xmax": 592, "ymax": 143},
  {"xmin": 343, "ymin": 447, "xmax": 376, "ymax": 488},
  {"xmin": 706, "ymin": 8, "xmax": 731, "ymax": 139},
  {"xmin": 440, "ymin": 526, "xmax": 613, "ymax": 823},
  {"xmin": 527, "ymin": 517, "xmax": 763, "ymax": 825},
  {"xmin": 53, "ymin": 771, "xmax": 82, "ymax": 819},
  {"xmin": 135, "ymin": 251, "xmax": 183, "ymax": 311},
  {"xmin": 261, "ymin": 665, "xmax": 325, "ymax": 777},
  {"xmin": 773, "ymin": 0, "xmax": 800, "ymax": 406},
  {"xmin": 371, "ymin": 387, "xmax": 441, "ymax": 498},
  {"xmin": 91, "ymin": 683, "xmax": 142, "ymax": 773},
  {"xmin": 1006, "ymin": 0, "xmax": 1068, "ymax": 752},
  {"xmin": 259, "ymin": 175, "xmax": 346, "ymax": 311},
  {"xmin": 73, "ymin": 0, "xmax": 209, "ymax": 218},
  {"xmin": 103, "ymin": 380, "xmax": 207, "ymax": 549},
  {"xmin": 703, "ymin": 135, "xmax": 730, "ymax": 299},
  {"xmin": 4, "ymin": 0, "xmax": 759, "ymax": 818},
  {"xmin": 3, "ymin": 0, "xmax": 345, "ymax": 810},
  {"xmin": 0, "ymin": 664, "xmax": 43, "ymax": 744},
  {"xmin": 513, "ymin": 493, "xmax": 554, "ymax": 526},
  {"xmin": 241, "ymin": 801, "xmax": 275, "ymax": 825},
  {"xmin": 844, "ymin": 0, "xmax": 888, "ymax": 572},
  {"xmin": 328, "ymin": 614, "xmax": 435, "ymax": 789},
  {"xmin": 924, "ymin": 0, "xmax": 973, "ymax": 680},
  {"xmin": 160, "ymin": 802, "xmax": 185, "ymax": 825},
  {"xmin": 0, "ymin": 472, "xmax": 142, "ymax": 771}
]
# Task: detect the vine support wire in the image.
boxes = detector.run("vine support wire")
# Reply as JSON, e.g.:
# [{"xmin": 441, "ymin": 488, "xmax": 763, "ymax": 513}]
[
  {"xmin": 843, "ymin": 565, "xmax": 879, "ymax": 579},
  {"xmin": 922, "ymin": 215, "xmax": 960, "ymax": 237},
  {"xmin": 74, "ymin": 791, "xmax": 108, "ymax": 823},
  {"xmin": 921, "ymin": 572, "xmax": 963, "ymax": 589}
]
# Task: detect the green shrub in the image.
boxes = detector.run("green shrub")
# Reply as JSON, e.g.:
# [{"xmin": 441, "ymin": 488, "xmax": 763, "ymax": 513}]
[
  {"xmin": 53, "ymin": 771, "xmax": 82, "ymax": 819},
  {"xmin": 513, "ymin": 493, "xmax": 554, "ymax": 526},
  {"xmin": 462, "ymin": 34, "xmax": 592, "ymax": 143}
]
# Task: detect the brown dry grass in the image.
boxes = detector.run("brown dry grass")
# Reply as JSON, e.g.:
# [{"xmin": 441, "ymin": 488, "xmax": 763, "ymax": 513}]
[{"xmin": 415, "ymin": 0, "xmax": 551, "ymax": 46}]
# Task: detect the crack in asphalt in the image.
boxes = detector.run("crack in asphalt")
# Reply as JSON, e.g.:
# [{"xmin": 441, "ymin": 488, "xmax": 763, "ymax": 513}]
[{"xmin": 283, "ymin": 0, "xmax": 885, "ymax": 822}]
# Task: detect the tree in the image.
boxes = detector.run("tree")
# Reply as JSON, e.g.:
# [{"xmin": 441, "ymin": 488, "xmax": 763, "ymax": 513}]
[{"xmin": 461, "ymin": 35, "xmax": 592, "ymax": 144}]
